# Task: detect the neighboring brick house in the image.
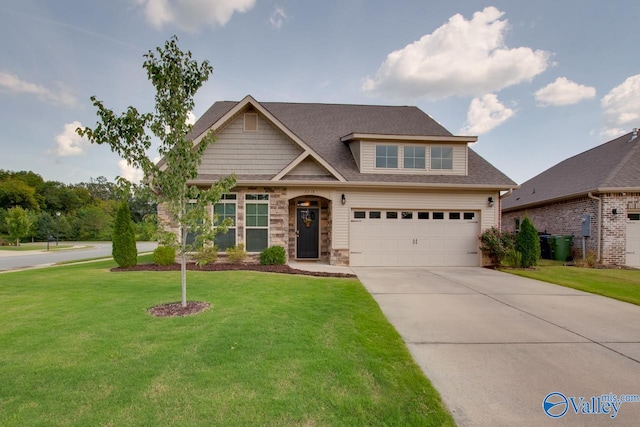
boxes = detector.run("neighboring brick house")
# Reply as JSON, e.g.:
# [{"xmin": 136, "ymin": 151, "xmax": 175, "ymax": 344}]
[
  {"xmin": 502, "ymin": 131, "xmax": 640, "ymax": 267},
  {"xmin": 159, "ymin": 95, "xmax": 516, "ymax": 267}
]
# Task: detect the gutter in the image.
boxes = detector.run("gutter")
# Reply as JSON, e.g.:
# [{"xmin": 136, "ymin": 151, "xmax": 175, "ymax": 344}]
[{"xmin": 587, "ymin": 192, "xmax": 602, "ymax": 262}]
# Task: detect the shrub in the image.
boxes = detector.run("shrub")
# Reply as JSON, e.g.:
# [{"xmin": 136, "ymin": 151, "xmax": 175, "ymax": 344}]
[
  {"xmin": 479, "ymin": 227, "xmax": 514, "ymax": 267},
  {"xmin": 516, "ymin": 216, "xmax": 540, "ymax": 268},
  {"xmin": 260, "ymin": 245, "xmax": 286, "ymax": 265},
  {"xmin": 503, "ymin": 249, "xmax": 523, "ymax": 268},
  {"xmin": 226, "ymin": 244, "xmax": 247, "ymax": 264},
  {"xmin": 112, "ymin": 201, "xmax": 138, "ymax": 268},
  {"xmin": 194, "ymin": 245, "xmax": 218, "ymax": 267},
  {"xmin": 153, "ymin": 245, "xmax": 176, "ymax": 266}
]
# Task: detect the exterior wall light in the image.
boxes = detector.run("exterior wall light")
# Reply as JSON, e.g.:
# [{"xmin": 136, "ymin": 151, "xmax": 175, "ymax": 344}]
[
  {"xmin": 488, "ymin": 196, "xmax": 494, "ymax": 207},
  {"xmin": 612, "ymin": 208, "xmax": 618, "ymax": 215},
  {"xmin": 341, "ymin": 194, "xmax": 346, "ymax": 205}
]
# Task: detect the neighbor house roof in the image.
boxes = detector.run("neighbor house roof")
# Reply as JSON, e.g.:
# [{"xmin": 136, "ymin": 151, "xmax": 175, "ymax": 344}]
[
  {"xmin": 189, "ymin": 96, "xmax": 517, "ymax": 189},
  {"xmin": 503, "ymin": 131, "xmax": 640, "ymax": 211}
]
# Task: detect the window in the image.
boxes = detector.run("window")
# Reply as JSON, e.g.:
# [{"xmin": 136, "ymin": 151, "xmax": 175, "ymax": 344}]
[
  {"xmin": 245, "ymin": 194, "xmax": 268, "ymax": 252},
  {"xmin": 629, "ymin": 213, "xmax": 640, "ymax": 221},
  {"xmin": 354, "ymin": 211, "xmax": 366, "ymax": 219},
  {"xmin": 401, "ymin": 212, "xmax": 413, "ymax": 219},
  {"xmin": 369, "ymin": 211, "xmax": 381, "ymax": 219},
  {"xmin": 404, "ymin": 146, "xmax": 426, "ymax": 169},
  {"xmin": 213, "ymin": 194, "xmax": 237, "ymax": 251},
  {"xmin": 431, "ymin": 146, "xmax": 453, "ymax": 170},
  {"xmin": 418, "ymin": 212, "xmax": 429, "ymax": 220},
  {"xmin": 433, "ymin": 212, "xmax": 444, "ymax": 220},
  {"xmin": 449, "ymin": 212, "xmax": 461, "ymax": 220},
  {"xmin": 376, "ymin": 145, "xmax": 398, "ymax": 168},
  {"xmin": 244, "ymin": 113, "xmax": 258, "ymax": 132},
  {"xmin": 386, "ymin": 211, "xmax": 398, "ymax": 219},
  {"xmin": 464, "ymin": 212, "xmax": 475, "ymax": 220}
]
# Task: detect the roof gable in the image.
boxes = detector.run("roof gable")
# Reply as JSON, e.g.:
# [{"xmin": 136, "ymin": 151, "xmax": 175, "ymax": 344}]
[
  {"xmin": 503, "ymin": 132, "xmax": 640, "ymax": 210},
  {"xmin": 189, "ymin": 96, "xmax": 516, "ymax": 189}
]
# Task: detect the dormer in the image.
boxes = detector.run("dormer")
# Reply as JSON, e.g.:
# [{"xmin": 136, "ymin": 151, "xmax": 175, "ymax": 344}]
[{"xmin": 341, "ymin": 133, "xmax": 477, "ymax": 176}]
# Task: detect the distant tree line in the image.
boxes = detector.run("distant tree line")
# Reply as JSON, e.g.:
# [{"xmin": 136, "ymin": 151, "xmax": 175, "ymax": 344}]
[{"xmin": 0, "ymin": 170, "xmax": 157, "ymax": 244}]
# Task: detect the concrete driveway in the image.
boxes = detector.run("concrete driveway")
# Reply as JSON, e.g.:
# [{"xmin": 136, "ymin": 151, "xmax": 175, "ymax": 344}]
[{"xmin": 353, "ymin": 267, "xmax": 640, "ymax": 427}]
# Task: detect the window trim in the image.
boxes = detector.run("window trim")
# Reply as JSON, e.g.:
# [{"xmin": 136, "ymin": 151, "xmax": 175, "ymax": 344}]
[
  {"xmin": 375, "ymin": 144, "xmax": 399, "ymax": 169},
  {"xmin": 244, "ymin": 194, "xmax": 269, "ymax": 253},
  {"xmin": 430, "ymin": 146, "xmax": 453, "ymax": 170}
]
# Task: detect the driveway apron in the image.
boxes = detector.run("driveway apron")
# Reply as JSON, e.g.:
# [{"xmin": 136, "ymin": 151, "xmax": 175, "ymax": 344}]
[{"xmin": 353, "ymin": 267, "xmax": 640, "ymax": 427}]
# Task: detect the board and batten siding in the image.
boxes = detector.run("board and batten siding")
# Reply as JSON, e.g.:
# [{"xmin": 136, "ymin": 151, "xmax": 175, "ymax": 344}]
[
  {"xmin": 331, "ymin": 190, "xmax": 498, "ymax": 249},
  {"xmin": 358, "ymin": 142, "xmax": 467, "ymax": 175},
  {"xmin": 199, "ymin": 114, "xmax": 303, "ymax": 175}
]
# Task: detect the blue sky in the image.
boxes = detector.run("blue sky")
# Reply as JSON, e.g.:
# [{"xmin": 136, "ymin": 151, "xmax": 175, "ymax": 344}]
[{"xmin": 1, "ymin": 0, "xmax": 640, "ymax": 185}]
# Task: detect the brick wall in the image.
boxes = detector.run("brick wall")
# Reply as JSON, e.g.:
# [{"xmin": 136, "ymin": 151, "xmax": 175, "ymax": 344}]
[
  {"xmin": 502, "ymin": 196, "xmax": 599, "ymax": 260},
  {"xmin": 502, "ymin": 192, "xmax": 640, "ymax": 265}
]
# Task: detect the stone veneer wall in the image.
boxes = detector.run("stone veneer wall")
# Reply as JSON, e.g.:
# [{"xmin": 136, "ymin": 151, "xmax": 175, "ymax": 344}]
[{"xmin": 502, "ymin": 193, "xmax": 640, "ymax": 265}]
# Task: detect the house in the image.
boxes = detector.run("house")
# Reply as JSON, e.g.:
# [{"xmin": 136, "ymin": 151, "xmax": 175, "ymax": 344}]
[
  {"xmin": 161, "ymin": 95, "xmax": 516, "ymax": 267},
  {"xmin": 502, "ymin": 131, "xmax": 640, "ymax": 267}
]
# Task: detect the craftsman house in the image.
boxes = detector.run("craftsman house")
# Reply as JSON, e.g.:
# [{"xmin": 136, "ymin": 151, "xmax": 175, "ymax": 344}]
[
  {"xmin": 161, "ymin": 95, "xmax": 516, "ymax": 267},
  {"xmin": 502, "ymin": 131, "xmax": 640, "ymax": 267}
]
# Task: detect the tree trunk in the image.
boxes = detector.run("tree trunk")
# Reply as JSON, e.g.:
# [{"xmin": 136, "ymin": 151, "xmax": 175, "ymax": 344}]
[{"xmin": 181, "ymin": 249, "xmax": 187, "ymax": 307}]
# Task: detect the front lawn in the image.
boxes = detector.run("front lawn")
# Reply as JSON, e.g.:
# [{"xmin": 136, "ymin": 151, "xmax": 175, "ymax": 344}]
[
  {"xmin": 503, "ymin": 261, "xmax": 640, "ymax": 306},
  {"xmin": 0, "ymin": 258, "xmax": 453, "ymax": 426},
  {"xmin": 0, "ymin": 243, "xmax": 74, "ymax": 251}
]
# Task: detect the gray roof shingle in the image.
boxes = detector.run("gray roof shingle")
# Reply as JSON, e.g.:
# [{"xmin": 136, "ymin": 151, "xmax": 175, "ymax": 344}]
[
  {"xmin": 191, "ymin": 99, "xmax": 516, "ymax": 188},
  {"xmin": 503, "ymin": 132, "xmax": 640, "ymax": 210}
]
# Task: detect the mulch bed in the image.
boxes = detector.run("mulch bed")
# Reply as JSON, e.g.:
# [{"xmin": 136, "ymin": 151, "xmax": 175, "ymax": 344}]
[
  {"xmin": 148, "ymin": 301, "xmax": 211, "ymax": 317},
  {"xmin": 112, "ymin": 262, "xmax": 356, "ymax": 278}
]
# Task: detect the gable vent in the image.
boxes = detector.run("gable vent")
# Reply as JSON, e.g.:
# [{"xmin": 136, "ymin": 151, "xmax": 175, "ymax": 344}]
[{"xmin": 244, "ymin": 113, "xmax": 258, "ymax": 132}]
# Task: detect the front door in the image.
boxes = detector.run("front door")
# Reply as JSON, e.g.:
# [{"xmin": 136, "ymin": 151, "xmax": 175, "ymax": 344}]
[{"xmin": 296, "ymin": 208, "xmax": 319, "ymax": 258}]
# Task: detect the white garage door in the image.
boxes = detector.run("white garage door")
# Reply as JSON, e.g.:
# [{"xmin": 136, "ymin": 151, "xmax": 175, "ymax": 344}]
[
  {"xmin": 626, "ymin": 213, "xmax": 640, "ymax": 268},
  {"xmin": 350, "ymin": 209, "xmax": 480, "ymax": 267}
]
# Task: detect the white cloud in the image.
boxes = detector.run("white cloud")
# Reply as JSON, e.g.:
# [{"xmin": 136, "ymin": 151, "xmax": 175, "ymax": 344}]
[
  {"xmin": 534, "ymin": 77, "xmax": 596, "ymax": 106},
  {"xmin": 53, "ymin": 121, "xmax": 90, "ymax": 156},
  {"xmin": 118, "ymin": 159, "xmax": 144, "ymax": 183},
  {"xmin": 0, "ymin": 71, "xmax": 76, "ymax": 106},
  {"xmin": 269, "ymin": 7, "xmax": 287, "ymax": 29},
  {"xmin": 601, "ymin": 74, "xmax": 640, "ymax": 131},
  {"xmin": 362, "ymin": 7, "xmax": 550, "ymax": 100},
  {"xmin": 136, "ymin": 0, "xmax": 256, "ymax": 32},
  {"xmin": 460, "ymin": 94, "xmax": 515, "ymax": 135}
]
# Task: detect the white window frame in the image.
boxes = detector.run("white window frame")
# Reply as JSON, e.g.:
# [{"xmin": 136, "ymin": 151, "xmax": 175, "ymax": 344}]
[
  {"xmin": 244, "ymin": 194, "xmax": 269, "ymax": 252},
  {"xmin": 213, "ymin": 194, "xmax": 237, "ymax": 251},
  {"xmin": 375, "ymin": 144, "xmax": 399, "ymax": 169}
]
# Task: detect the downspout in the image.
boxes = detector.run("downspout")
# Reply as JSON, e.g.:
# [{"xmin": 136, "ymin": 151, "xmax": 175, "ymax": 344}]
[{"xmin": 588, "ymin": 192, "xmax": 601, "ymax": 262}]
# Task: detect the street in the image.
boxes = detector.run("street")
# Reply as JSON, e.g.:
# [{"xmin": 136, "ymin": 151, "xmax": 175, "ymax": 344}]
[{"xmin": 0, "ymin": 242, "xmax": 158, "ymax": 272}]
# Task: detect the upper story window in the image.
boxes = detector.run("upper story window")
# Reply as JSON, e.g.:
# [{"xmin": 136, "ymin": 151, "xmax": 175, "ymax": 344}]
[
  {"xmin": 431, "ymin": 146, "xmax": 453, "ymax": 170},
  {"xmin": 375, "ymin": 145, "xmax": 398, "ymax": 168},
  {"xmin": 404, "ymin": 146, "xmax": 426, "ymax": 169}
]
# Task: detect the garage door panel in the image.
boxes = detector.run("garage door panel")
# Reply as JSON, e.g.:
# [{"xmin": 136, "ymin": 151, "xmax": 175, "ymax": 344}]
[
  {"xmin": 627, "ymin": 219, "xmax": 640, "ymax": 268},
  {"xmin": 350, "ymin": 210, "xmax": 480, "ymax": 267}
]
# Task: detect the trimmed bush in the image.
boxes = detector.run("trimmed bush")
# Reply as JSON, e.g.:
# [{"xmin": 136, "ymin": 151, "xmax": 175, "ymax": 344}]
[
  {"xmin": 112, "ymin": 200, "xmax": 138, "ymax": 268},
  {"xmin": 260, "ymin": 245, "xmax": 286, "ymax": 265},
  {"xmin": 226, "ymin": 244, "xmax": 247, "ymax": 264},
  {"xmin": 194, "ymin": 245, "xmax": 218, "ymax": 267},
  {"xmin": 516, "ymin": 216, "xmax": 540, "ymax": 268},
  {"xmin": 479, "ymin": 227, "xmax": 514, "ymax": 267},
  {"xmin": 153, "ymin": 245, "xmax": 176, "ymax": 266}
]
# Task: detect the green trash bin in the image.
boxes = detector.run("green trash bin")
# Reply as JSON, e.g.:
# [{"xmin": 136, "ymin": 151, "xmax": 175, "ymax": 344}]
[{"xmin": 552, "ymin": 235, "xmax": 573, "ymax": 262}]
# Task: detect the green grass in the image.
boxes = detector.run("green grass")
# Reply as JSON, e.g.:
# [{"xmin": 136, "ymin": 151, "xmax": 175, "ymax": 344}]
[
  {"xmin": 0, "ymin": 257, "xmax": 453, "ymax": 426},
  {"xmin": 503, "ymin": 262, "xmax": 640, "ymax": 305}
]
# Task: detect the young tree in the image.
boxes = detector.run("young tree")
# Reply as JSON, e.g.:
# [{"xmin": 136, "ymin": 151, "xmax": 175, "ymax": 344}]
[
  {"xmin": 5, "ymin": 206, "xmax": 34, "ymax": 246},
  {"xmin": 516, "ymin": 215, "xmax": 541, "ymax": 268},
  {"xmin": 113, "ymin": 200, "xmax": 138, "ymax": 268},
  {"xmin": 78, "ymin": 36, "xmax": 235, "ymax": 307}
]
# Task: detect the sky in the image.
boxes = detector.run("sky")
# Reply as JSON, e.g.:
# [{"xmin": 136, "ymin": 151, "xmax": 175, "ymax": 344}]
[{"xmin": 1, "ymin": 0, "xmax": 640, "ymax": 186}]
